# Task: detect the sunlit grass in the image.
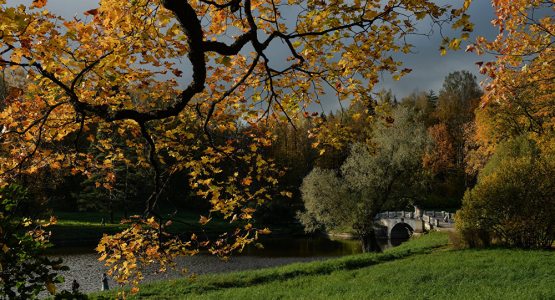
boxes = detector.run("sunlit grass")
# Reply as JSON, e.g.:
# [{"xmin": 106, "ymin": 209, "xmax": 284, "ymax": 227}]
[
  {"xmin": 92, "ymin": 232, "xmax": 449, "ymax": 299},
  {"xmin": 91, "ymin": 232, "xmax": 554, "ymax": 299}
]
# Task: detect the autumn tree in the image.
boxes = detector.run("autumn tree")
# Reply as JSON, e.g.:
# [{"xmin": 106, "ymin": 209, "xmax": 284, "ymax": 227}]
[
  {"xmin": 459, "ymin": 0, "xmax": 554, "ymax": 249},
  {"xmin": 402, "ymin": 90, "xmax": 436, "ymax": 127},
  {"xmin": 310, "ymin": 100, "xmax": 376, "ymax": 170},
  {"xmin": 466, "ymin": 0, "xmax": 553, "ymax": 144},
  {"xmin": 435, "ymin": 70, "xmax": 482, "ymax": 169},
  {"xmin": 0, "ymin": 0, "xmax": 473, "ymax": 290},
  {"xmin": 463, "ymin": 0, "xmax": 553, "ymax": 182},
  {"xmin": 423, "ymin": 123, "xmax": 455, "ymax": 175}
]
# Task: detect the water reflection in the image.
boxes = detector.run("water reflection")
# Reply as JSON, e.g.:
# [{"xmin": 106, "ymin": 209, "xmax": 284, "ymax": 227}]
[
  {"xmin": 48, "ymin": 237, "xmax": 410, "ymax": 257},
  {"xmin": 241, "ymin": 236, "xmax": 410, "ymax": 257}
]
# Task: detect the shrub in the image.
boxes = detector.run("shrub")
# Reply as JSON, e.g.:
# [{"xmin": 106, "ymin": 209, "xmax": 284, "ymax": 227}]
[
  {"xmin": 0, "ymin": 185, "xmax": 68, "ymax": 299},
  {"xmin": 456, "ymin": 137, "xmax": 555, "ymax": 248}
]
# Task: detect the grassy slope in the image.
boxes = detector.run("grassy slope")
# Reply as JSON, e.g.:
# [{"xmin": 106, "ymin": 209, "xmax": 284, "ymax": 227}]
[
  {"xmin": 93, "ymin": 232, "xmax": 555, "ymax": 299},
  {"xmin": 200, "ymin": 249, "xmax": 554, "ymax": 300}
]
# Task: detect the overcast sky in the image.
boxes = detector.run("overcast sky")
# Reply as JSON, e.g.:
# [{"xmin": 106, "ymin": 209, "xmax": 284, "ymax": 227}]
[
  {"xmin": 378, "ymin": 1, "xmax": 497, "ymax": 99},
  {"xmin": 6, "ymin": 0, "xmax": 498, "ymax": 110}
]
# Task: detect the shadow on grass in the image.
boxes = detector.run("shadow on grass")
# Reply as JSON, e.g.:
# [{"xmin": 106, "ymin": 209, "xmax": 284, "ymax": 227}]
[{"xmin": 90, "ymin": 232, "xmax": 449, "ymax": 299}]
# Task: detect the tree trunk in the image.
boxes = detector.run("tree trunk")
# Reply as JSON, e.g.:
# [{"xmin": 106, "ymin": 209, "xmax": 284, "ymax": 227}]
[
  {"xmin": 360, "ymin": 229, "xmax": 381, "ymax": 253},
  {"xmin": 123, "ymin": 165, "xmax": 129, "ymax": 219},
  {"xmin": 108, "ymin": 190, "xmax": 114, "ymax": 224}
]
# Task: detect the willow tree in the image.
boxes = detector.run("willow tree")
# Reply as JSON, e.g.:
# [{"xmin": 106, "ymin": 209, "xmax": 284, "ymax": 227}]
[
  {"xmin": 0, "ymin": 0, "xmax": 472, "ymax": 291},
  {"xmin": 299, "ymin": 106, "xmax": 430, "ymax": 252}
]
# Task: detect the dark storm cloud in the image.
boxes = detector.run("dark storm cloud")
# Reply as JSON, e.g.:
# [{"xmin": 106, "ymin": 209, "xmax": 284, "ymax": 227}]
[{"xmin": 378, "ymin": 0, "xmax": 498, "ymax": 100}]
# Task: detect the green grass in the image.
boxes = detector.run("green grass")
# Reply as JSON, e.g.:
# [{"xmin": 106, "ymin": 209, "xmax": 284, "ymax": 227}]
[
  {"xmin": 195, "ymin": 249, "xmax": 554, "ymax": 300},
  {"xmin": 92, "ymin": 232, "xmax": 555, "ymax": 299}
]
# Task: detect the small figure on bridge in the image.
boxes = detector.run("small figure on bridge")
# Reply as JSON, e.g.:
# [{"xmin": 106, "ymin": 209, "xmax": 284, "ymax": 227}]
[{"xmin": 413, "ymin": 205, "xmax": 423, "ymax": 219}]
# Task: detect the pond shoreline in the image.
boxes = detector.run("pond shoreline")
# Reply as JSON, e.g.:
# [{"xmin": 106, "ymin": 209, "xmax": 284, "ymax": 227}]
[
  {"xmin": 45, "ymin": 235, "xmax": 409, "ymax": 297},
  {"xmin": 46, "ymin": 253, "xmax": 329, "ymax": 297}
]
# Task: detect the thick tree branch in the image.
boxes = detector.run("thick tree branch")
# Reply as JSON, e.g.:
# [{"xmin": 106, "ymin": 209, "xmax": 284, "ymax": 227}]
[
  {"xmin": 203, "ymin": 32, "xmax": 254, "ymax": 55},
  {"xmin": 139, "ymin": 122, "xmax": 162, "ymax": 215}
]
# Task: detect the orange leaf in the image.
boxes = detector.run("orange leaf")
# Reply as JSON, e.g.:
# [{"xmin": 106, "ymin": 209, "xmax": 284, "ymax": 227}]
[
  {"xmin": 172, "ymin": 69, "xmax": 183, "ymax": 77},
  {"xmin": 199, "ymin": 215, "xmax": 211, "ymax": 225},
  {"xmin": 258, "ymin": 228, "xmax": 271, "ymax": 235},
  {"xmin": 46, "ymin": 282, "xmax": 56, "ymax": 295},
  {"xmin": 31, "ymin": 0, "xmax": 47, "ymax": 8},
  {"xmin": 242, "ymin": 177, "xmax": 252, "ymax": 186},
  {"xmin": 84, "ymin": 8, "xmax": 99, "ymax": 16}
]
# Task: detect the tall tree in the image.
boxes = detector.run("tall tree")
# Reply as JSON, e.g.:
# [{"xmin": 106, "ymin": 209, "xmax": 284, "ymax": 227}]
[
  {"xmin": 458, "ymin": 136, "xmax": 555, "ymax": 249},
  {"xmin": 464, "ymin": 0, "xmax": 554, "ymax": 177},
  {"xmin": 0, "ymin": 0, "xmax": 472, "ymax": 290},
  {"xmin": 434, "ymin": 71, "xmax": 482, "ymax": 187},
  {"xmin": 299, "ymin": 106, "xmax": 430, "ymax": 252},
  {"xmin": 468, "ymin": 0, "xmax": 554, "ymax": 133},
  {"xmin": 438, "ymin": 70, "xmax": 482, "ymax": 114}
]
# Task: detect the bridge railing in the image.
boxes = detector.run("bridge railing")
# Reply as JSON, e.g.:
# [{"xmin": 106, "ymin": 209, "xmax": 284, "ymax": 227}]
[
  {"xmin": 375, "ymin": 210, "xmax": 456, "ymax": 223},
  {"xmin": 424, "ymin": 211, "xmax": 456, "ymax": 222},
  {"xmin": 374, "ymin": 211, "xmax": 414, "ymax": 220}
]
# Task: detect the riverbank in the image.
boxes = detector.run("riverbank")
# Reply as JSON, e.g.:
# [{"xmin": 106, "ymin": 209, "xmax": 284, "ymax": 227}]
[
  {"xmin": 49, "ymin": 211, "xmax": 305, "ymax": 248},
  {"xmin": 47, "ymin": 253, "xmax": 326, "ymax": 296},
  {"xmin": 91, "ymin": 232, "xmax": 555, "ymax": 299}
]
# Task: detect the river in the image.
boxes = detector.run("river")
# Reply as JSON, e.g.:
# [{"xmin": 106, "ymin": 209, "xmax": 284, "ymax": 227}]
[{"xmin": 47, "ymin": 237, "xmax": 407, "ymax": 295}]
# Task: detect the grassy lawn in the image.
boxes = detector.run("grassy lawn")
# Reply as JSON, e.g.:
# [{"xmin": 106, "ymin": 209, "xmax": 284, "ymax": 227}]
[
  {"xmin": 91, "ymin": 232, "xmax": 555, "ymax": 299},
  {"xmin": 193, "ymin": 249, "xmax": 554, "ymax": 300}
]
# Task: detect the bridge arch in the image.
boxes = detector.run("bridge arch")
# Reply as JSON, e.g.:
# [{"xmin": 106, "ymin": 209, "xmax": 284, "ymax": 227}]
[{"xmin": 390, "ymin": 222, "xmax": 413, "ymax": 239}]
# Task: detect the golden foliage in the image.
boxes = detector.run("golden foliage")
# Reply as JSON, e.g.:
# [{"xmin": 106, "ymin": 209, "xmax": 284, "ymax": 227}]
[{"xmin": 0, "ymin": 0, "xmax": 473, "ymax": 291}]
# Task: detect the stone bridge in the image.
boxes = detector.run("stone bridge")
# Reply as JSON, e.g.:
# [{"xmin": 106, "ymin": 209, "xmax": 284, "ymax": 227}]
[{"xmin": 374, "ymin": 207, "xmax": 455, "ymax": 239}]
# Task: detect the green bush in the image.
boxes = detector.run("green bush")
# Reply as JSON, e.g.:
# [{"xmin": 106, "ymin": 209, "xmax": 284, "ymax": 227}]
[
  {"xmin": 0, "ymin": 185, "xmax": 68, "ymax": 299},
  {"xmin": 457, "ymin": 137, "xmax": 555, "ymax": 248}
]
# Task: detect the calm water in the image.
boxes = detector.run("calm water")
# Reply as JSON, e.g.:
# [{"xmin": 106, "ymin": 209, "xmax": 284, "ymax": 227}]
[
  {"xmin": 49, "ymin": 236, "xmax": 409, "ymax": 257},
  {"xmin": 45, "ymin": 236, "xmax": 409, "ymax": 295},
  {"xmin": 241, "ymin": 237, "xmax": 409, "ymax": 257}
]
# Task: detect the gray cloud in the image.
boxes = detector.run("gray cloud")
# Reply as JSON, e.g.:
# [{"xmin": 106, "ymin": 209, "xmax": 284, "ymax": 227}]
[
  {"xmin": 378, "ymin": 1, "xmax": 497, "ymax": 99},
  {"xmin": 4, "ymin": 0, "xmax": 499, "ymax": 111}
]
